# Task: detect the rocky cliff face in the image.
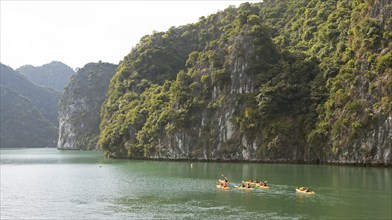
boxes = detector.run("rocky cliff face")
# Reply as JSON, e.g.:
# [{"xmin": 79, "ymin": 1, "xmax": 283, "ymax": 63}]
[
  {"xmin": 99, "ymin": 1, "xmax": 391, "ymax": 165},
  {"xmin": 143, "ymin": 29, "xmax": 315, "ymax": 163},
  {"xmin": 151, "ymin": 39, "xmax": 259, "ymax": 160},
  {"xmin": 57, "ymin": 62, "xmax": 117, "ymax": 150},
  {"xmin": 330, "ymin": 116, "xmax": 392, "ymax": 165},
  {"xmin": 99, "ymin": 3, "xmax": 318, "ymax": 162},
  {"xmin": 315, "ymin": 0, "xmax": 392, "ymax": 165},
  {"xmin": 148, "ymin": 34, "xmax": 268, "ymax": 161}
]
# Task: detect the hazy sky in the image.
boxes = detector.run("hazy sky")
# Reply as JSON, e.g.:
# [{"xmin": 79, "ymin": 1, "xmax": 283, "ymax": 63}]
[{"xmin": 1, "ymin": 1, "xmax": 255, "ymax": 70}]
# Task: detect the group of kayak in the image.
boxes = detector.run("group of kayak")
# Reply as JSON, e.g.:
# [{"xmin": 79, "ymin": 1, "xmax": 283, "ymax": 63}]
[
  {"xmin": 217, "ymin": 177, "xmax": 315, "ymax": 194},
  {"xmin": 235, "ymin": 180, "xmax": 270, "ymax": 190},
  {"xmin": 217, "ymin": 178, "xmax": 269, "ymax": 190}
]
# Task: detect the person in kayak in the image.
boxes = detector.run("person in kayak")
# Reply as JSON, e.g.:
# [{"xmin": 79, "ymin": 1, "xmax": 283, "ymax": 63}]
[
  {"xmin": 219, "ymin": 178, "xmax": 228, "ymax": 187},
  {"xmin": 298, "ymin": 187, "xmax": 310, "ymax": 192}
]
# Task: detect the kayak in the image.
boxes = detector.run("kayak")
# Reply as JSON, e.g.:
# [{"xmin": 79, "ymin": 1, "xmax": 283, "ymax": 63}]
[
  {"xmin": 295, "ymin": 188, "xmax": 315, "ymax": 195},
  {"xmin": 251, "ymin": 182, "xmax": 269, "ymax": 189},
  {"xmin": 243, "ymin": 182, "xmax": 257, "ymax": 187},
  {"xmin": 244, "ymin": 181, "xmax": 256, "ymax": 185},
  {"xmin": 235, "ymin": 185, "xmax": 255, "ymax": 190},
  {"xmin": 217, "ymin": 179, "xmax": 229, "ymax": 187},
  {"xmin": 216, "ymin": 185, "xmax": 230, "ymax": 190},
  {"xmin": 256, "ymin": 184, "xmax": 270, "ymax": 189}
]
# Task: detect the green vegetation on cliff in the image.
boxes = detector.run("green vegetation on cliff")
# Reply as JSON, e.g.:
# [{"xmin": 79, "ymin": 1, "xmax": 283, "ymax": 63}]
[
  {"xmin": 261, "ymin": 0, "xmax": 391, "ymax": 162},
  {"xmin": 99, "ymin": 1, "xmax": 391, "ymax": 164}
]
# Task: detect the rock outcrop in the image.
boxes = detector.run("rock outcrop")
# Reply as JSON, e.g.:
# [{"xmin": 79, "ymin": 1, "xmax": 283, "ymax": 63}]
[
  {"xmin": 97, "ymin": 1, "xmax": 391, "ymax": 165},
  {"xmin": 57, "ymin": 62, "xmax": 117, "ymax": 150}
]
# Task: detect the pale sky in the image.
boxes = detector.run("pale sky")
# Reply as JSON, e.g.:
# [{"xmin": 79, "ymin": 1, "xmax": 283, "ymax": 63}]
[{"xmin": 1, "ymin": 1, "xmax": 256, "ymax": 70}]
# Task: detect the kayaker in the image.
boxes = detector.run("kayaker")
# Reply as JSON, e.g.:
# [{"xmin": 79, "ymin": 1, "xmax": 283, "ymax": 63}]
[
  {"xmin": 247, "ymin": 184, "xmax": 251, "ymax": 188},
  {"xmin": 222, "ymin": 177, "xmax": 228, "ymax": 187}
]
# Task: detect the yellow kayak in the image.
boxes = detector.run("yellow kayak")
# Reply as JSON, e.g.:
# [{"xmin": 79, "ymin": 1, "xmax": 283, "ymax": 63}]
[
  {"xmin": 216, "ymin": 185, "xmax": 230, "ymax": 190},
  {"xmin": 256, "ymin": 184, "xmax": 270, "ymax": 189},
  {"xmin": 244, "ymin": 181, "xmax": 256, "ymax": 185},
  {"xmin": 296, "ymin": 188, "xmax": 315, "ymax": 195},
  {"xmin": 218, "ymin": 179, "xmax": 229, "ymax": 185},
  {"xmin": 235, "ymin": 185, "xmax": 255, "ymax": 190}
]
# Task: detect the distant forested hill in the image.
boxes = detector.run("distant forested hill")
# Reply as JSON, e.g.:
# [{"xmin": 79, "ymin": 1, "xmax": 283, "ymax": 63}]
[
  {"xmin": 0, "ymin": 86, "xmax": 57, "ymax": 147},
  {"xmin": 17, "ymin": 61, "xmax": 75, "ymax": 92},
  {"xmin": 0, "ymin": 64, "xmax": 59, "ymax": 147},
  {"xmin": 57, "ymin": 62, "xmax": 118, "ymax": 150},
  {"xmin": 1, "ymin": 64, "xmax": 60, "ymax": 125}
]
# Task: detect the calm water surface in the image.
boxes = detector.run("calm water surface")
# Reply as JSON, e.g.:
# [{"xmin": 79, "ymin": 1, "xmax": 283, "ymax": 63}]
[{"xmin": 1, "ymin": 148, "xmax": 391, "ymax": 219}]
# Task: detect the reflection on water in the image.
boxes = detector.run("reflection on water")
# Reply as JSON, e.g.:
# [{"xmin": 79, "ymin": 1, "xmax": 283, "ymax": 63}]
[{"xmin": 1, "ymin": 148, "xmax": 391, "ymax": 219}]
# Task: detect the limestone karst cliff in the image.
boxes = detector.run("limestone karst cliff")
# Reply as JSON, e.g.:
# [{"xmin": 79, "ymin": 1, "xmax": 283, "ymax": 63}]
[
  {"xmin": 57, "ymin": 62, "xmax": 117, "ymax": 150},
  {"xmin": 97, "ymin": 1, "xmax": 391, "ymax": 165}
]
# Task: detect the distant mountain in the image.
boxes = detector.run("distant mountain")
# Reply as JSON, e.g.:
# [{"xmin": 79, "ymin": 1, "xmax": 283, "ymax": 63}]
[
  {"xmin": 0, "ymin": 86, "xmax": 57, "ymax": 148},
  {"xmin": 0, "ymin": 63, "xmax": 60, "ymax": 148},
  {"xmin": 1, "ymin": 64, "xmax": 60, "ymax": 126},
  {"xmin": 17, "ymin": 61, "xmax": 75, "ymax": 91},
  {"xmin": 57, "ymin": 61, "xmax": 117, "ymax": 150}
]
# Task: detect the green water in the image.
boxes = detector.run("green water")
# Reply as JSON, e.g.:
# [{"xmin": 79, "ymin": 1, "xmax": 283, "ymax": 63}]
[{"xmin": 1, "ymin": 148, "xmax": 391, "ymax": 219}]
